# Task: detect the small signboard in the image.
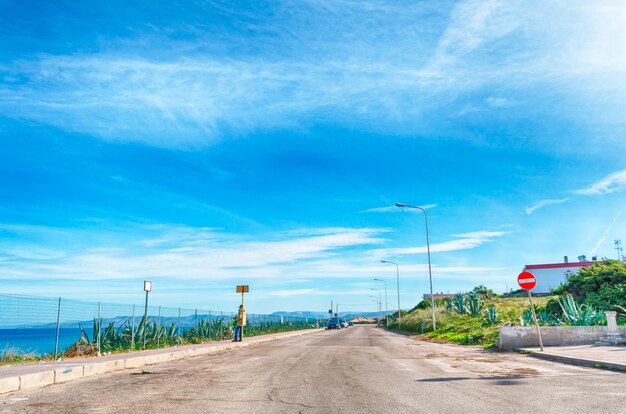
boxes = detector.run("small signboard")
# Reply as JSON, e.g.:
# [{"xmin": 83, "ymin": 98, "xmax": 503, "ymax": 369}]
[
  {"xmin": 517, "ymin": 271, "xmax": 537, "ymax": 291},
  {"xmin": 236, "ymin": 285, "xmax": 249, "ymax": 293}
]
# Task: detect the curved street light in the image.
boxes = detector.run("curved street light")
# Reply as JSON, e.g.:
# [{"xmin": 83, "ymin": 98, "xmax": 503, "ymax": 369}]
[
  {"xmin": 396, "ymin": 202, "xmax": 436, "ymax": 331},
  {"xmin": 381, "ymin": 260, "xmax": 401, "ymax": 328},
  {"xmin": 369, "ymin": 295, "xmax": 380, "ymax": 325},
  {"xmin": 370, "ymin": 289, "xmax": 382, "ymax": 326},
  {"xmin": 373, "ymin": 278, "xmax": 388, "ymax": 327}
]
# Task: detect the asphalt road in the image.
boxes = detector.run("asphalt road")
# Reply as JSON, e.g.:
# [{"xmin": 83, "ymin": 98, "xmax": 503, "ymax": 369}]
[{"xmin": 2, "ymin": 325, "xmax": 625, "ymax": 413}]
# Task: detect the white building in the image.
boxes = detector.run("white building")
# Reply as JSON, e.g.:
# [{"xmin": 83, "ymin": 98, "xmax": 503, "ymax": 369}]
[{"xmin": 521, "ymin": 260, "xmax": 596, "ymax": 293}]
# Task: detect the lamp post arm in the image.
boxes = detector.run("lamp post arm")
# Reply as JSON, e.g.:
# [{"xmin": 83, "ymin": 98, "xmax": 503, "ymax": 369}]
[{"xmin": 395, "ymin": 203, "xmax": 436, "ymax": 331}]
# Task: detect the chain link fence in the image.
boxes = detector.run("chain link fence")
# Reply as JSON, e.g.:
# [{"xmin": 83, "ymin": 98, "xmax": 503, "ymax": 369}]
[{"xmin": 0, "ymin": 294, "xmax": 314, "ymax": 359}]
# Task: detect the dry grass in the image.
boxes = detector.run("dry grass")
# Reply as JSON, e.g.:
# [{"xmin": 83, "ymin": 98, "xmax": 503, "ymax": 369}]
[{"xmin": 0, "ymin": 346, "xmax": 40, "ymax": 365}]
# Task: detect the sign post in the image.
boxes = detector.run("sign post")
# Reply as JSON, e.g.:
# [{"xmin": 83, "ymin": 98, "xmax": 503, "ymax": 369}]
[
  {"xmin": 236, "ymin": 285, "xmax": 249, "ymax": 340},
  {"xmin": 517, "ymin": 271, "xmax": 543, "ymax": 351},
  {"xmin": 142, "ymin": 280, "xmax": 152, "ymax": 350}
]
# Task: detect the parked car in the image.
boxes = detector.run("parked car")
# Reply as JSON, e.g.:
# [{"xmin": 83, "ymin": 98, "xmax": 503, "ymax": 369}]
[
  {"xmin": 326, "ymin": 317, "xmax": 341, "ymax": 329},
  {"xmin": 341, "ymin": 320, "xmax": 349, "ymax": 328}
]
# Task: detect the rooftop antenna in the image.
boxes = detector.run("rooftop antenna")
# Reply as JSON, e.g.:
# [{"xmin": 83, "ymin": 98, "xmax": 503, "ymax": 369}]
[{"xmin": 616, "ymin": 240, "xmax": 623, "ymax": 262}]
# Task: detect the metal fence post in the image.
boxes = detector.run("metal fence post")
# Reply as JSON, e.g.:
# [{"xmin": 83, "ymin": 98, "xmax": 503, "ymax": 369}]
[
  {"xmin": 208, "ymin": 310, "xmax": 211, "ymax": 340},
  {"xmin": 97, "ymin": 302, "xmax": 102, "ymax": 356},
  {"xmin": 178, "ymin": 307, "xmax": 181, "ymax": 338},
  {"xmin": 54, "ymin": 297, "xmax": 61, "ymax": 360},
  {"xmin": 157, "ymin": 306, "xmax": 161, "ymax": 348},
  {"xmin": 131, "ymin": 304, "xmax": 135, "ymax": 351}
]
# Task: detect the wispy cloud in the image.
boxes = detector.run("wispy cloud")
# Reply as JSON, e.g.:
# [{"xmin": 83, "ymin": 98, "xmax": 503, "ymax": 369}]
[
  {"xmin": 522, "ymin": 169, "xmax": 626, "ymax": 215},
  {"xmin": 369, "ymin": 230, "xmax": 509, "ymax": 257},
  {"xmin": 590, "ymin": 210, "xmax": 624, "ymax": 256},
  {"xmin": 574, "ymin": 169, "xmax": 626, "ymax": 196},
  {"xmin": 0, "ymin": 224, "xmax": 387, "ymax": 281},
  {"xmin": 268, "ymin": 289, "xmax": 318, "ymax": 297},
  {"xmin": 361, "ymin": 204, "xmax": 437, "ymax": 213},
  {"xmin": 0, "ymin": 223, "xmax": 512, "ymax": 288},
  {"xmin": 1, "ymin": 1, "xmax": 625, "ymax": 149},
  {"xmin": 522, "ymin": 198, "xmax": 569, "ymax": 215}
]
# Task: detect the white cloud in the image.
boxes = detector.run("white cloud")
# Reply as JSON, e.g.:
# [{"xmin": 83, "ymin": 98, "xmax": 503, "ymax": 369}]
[
  {"xmin": 268, "ymin": 289, "xmax": 318, "ymax": 297},
  {"xmin": 0, "ymin": 223, "xmax": 513, "ymax": 287},
  {"xmin": 369, "ymin": 230, "xmax": 509, "ymax": 257},
  {"xmin": 574, "ymin": 169, "xmax": 626, "ymax": 195},
  {"xmin": 0, "ymin": 225, "xmax": 386, "ymax": 281},
  {"xmin": 589, "ymin": 210, "xmax": 624, "ymax": 256},
  {"xmin": 361, "ymin": 204, "xmax": 437, "ymax": 213},
  {"xmin": 522, "ymin": 169, "xmax": 626, "ymax": 216},
  {"xmin": 523, "ymin": 198, "xmax": 569, "ymax": 215},
  {"xmin": 1, "ymin": 2, "xmax": 625, "ymax": 149}
]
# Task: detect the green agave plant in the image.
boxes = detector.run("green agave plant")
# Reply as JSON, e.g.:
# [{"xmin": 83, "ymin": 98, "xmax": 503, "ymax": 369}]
[
  {"xmin": 66, "ymin": 315, "xmax": 312, "ymax": 357},
  {"xmin": 557, "ymin": 294, "xmax": 605, "ymax": 326},
  {"xmin": 485, "ymin": 305, "xmax": 498, "ymax": 324},
  {"xmin": 466, "ymin": 293, "xmax": 483, "ymax": 316},
  {"xmin": 453, "ymin": 293, "xmax": 466, "ymax": 314}
]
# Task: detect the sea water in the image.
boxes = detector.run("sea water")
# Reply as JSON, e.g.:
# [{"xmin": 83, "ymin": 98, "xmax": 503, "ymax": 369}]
[{"xmin": 0, "ymin": 328, "xmax": 83, "ymax": 356}]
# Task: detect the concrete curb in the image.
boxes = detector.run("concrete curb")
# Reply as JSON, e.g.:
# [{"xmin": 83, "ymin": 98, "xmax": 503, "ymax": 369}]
[
  {"xmin": 0, "ymin": 328, "xmax": 323, "ymax": 395},
  {"xmin": 521, "ymin": 348, "xmax": 626, "ymax": 372}
]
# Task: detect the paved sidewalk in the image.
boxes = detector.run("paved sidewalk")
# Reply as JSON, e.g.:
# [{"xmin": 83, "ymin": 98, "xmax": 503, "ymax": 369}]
[
  {"xmin": 520, "ymin": 345, "xmax": 626, "ymax": 371},
  {"xmin": 0, "ymin": 328, "xmax": 323, "ymax": 394}
]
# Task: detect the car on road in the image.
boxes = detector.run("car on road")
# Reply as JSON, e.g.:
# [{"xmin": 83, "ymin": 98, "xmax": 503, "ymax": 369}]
[
  {"xmin": 341, "ymin": 320, "xmax": 349, "ymax": 328},
  {"xmin": 326, "ymin": 317, "xmax": 341, "ymax": 329}
]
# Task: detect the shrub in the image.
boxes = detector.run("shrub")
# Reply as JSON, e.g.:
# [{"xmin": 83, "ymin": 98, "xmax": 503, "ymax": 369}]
[{"xmin": 553, "ymin": 260, "xmax": 626, "ymax": 311}]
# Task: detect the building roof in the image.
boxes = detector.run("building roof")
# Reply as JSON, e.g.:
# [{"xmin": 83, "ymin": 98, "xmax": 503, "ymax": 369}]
[{"xmin": 523, "ymin": 261, "xmax": 596, "ymax": 270}]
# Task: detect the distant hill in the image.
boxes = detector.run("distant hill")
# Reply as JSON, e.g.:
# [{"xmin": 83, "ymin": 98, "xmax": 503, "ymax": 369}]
[{"xmin": 271, "ymin": 310, "xmax": 394, "ymax": 320}]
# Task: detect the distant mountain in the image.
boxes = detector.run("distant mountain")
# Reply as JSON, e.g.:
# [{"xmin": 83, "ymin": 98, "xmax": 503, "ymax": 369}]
[
  {"xmin": 271, "ymin": 311, "xmax": 394, "ymax": 320},
  {"xmin": 13, "ymin": 313, "xmax": 232, "ymax": 329}
]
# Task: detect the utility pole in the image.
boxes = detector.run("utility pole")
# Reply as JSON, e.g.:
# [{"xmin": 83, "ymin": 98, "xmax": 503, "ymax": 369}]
[{"xmin": 616, "ymin": 240, "xmax": 623, "ymax": 262}]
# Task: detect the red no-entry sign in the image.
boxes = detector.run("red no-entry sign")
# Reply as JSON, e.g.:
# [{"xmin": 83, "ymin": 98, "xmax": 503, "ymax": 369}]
[{"xmin": 517, "ymin": 271, "xmax": 537, "ymax": 291}]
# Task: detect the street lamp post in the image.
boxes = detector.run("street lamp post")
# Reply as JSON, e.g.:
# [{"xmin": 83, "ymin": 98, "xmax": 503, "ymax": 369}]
[
  {"xmin": 369, "ymin": 295, "xmax": 380, "ymax": 325},
  {"xmin": 396, "ymin": 203, "xmax": 437, "ymax": 331},
  {"xmin": 381, "ymin": 260, "xmax": 401, "ymax": 329},
  {"xmin": 370, "ymin": 289, "xmax": 382, "ymax": 326},
  {"xmin": 373, "ymin": 278, "xmax": 388, "ymax": 327}
]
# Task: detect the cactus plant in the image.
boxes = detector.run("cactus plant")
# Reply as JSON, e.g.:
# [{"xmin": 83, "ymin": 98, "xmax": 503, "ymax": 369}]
[
  {"xmin": 466, "ymin": 293, "xmax": 483, "ymax": 316},
  {"xmin": 453, "ymin": 293, "xmax": 466, "ymax": 313},
  {"xmin": 558, "ymin": 294, "xmax": 605, "ymax": 326},
  {"xmin": 485, "ymin": 305, "xmax": 498, "ymax": 324}
]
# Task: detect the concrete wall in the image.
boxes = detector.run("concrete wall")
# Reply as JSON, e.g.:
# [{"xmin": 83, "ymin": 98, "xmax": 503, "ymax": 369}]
[{"xmin": 499, "ymin": 326, "xmax": 626, "ymax": 350}]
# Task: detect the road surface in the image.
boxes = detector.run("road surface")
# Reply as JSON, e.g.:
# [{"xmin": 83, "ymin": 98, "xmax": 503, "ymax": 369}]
[{"xmin": 1, "ymin": 325, "xmax": 624, "ymax": 413}]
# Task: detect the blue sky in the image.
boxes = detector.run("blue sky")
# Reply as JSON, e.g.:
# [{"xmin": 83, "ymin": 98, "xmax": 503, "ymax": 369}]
[{"xmin": 1, "ymin": 0, "xmax": 625, "ymax": 313}]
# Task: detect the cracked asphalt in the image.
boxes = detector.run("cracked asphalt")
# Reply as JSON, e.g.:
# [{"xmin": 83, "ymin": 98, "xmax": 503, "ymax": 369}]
[{"xmin": 1, "ymin": 325, "xmax": 625, "ymax": 413}]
